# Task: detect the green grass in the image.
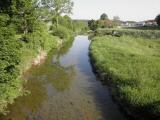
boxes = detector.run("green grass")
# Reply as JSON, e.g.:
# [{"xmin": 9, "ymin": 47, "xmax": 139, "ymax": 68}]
[
  {"xmin": 90, "ymin": 35, "xmax": 160, "ymax": 118},
  {"xmin": 95, "ymin": 28, "xmax": 160, "ymax": 39}
]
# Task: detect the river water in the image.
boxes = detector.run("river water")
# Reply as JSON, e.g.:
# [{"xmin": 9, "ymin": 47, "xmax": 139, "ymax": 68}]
[{"xmin": 2, "ymin": 36, "xmax": 126, "ymax": 120}]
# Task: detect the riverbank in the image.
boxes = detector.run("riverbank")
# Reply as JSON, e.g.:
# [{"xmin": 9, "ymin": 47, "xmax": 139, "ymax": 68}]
[
  {"xmin": 89, "ymin": 35, "xmax": 160, "ymax": 119},
  {"xmin": 0, "ymin": 21, "xmax": 71, "ymax": 114},
  {"xmin": 1, "ymin": 35, "xmax": 126, "ymax": 120}
]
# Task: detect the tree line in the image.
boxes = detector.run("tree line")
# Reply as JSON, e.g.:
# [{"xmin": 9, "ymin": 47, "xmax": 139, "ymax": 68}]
[
  {"xmin": 88, "ymin": 13, "xmax": 160, "ymax": 31},
  {"xmin": 88, "ymin": 13, "xmax": 119, "ymax": 31}
]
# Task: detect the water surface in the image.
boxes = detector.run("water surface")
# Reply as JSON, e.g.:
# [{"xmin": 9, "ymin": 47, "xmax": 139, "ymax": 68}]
[{"xmin": 3, "ymin": 36, "xmax": 125, "ymax": 120}]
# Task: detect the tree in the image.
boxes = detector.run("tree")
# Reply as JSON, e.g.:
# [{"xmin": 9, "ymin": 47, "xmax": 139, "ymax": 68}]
[
  {"xmin": 52, "ymin": 15, "xmax": 73, "ymax": 30},
  {"xmin": 0, "ymin": 0, "xmax": 12, "ymax": 15},
  {"xmin": 11, "ymin": 0, "xmax": 38, "ymax": 34},
  {"xmin": 88, "ymin": 19, "xmax": 98, "ymax": 31},
  {"xmin": 100, "ymin": 13, "xmax": 108, "ymax": 20},
  {"xmin": 155, "ymin": 14, "xmax": 160, "ymax": 26},
  {"xmin": 41, "ymin": 0, "xmax": 74, "ymax": 27}
]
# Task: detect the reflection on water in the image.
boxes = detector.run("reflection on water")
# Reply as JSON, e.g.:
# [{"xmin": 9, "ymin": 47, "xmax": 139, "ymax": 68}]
[{"xmin": 2, "ymin": 36, "xmax": 126, "ymax": 120}]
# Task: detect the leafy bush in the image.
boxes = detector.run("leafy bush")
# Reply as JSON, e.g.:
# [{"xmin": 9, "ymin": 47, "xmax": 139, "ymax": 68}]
[
  {"xmin": 73, "ymin": 20, "xmax": 88, "ymax": 34},
  {"xmin": 0, "ymin": 20, "xmax": 59, "ymax": 114},
  {"xmin": 51, "ymin": 25, "xmax": 72, "ymax": 41},
  {"xmin": 0, "ymin": 27, "xmax": 22, "ymax": 113},
  {"xmin": 0, "ymin": 14, "xmax": 10, "ymax": 27},
  {"xmin": 52, "ymin": 15, "xmax": 73, "ymax": 30}
]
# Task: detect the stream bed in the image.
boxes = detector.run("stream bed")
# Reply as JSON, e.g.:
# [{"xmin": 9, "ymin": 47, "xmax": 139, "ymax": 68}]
[{"xmin": 2, "ymin": 36, "xmax": 126, "ymax": 120}]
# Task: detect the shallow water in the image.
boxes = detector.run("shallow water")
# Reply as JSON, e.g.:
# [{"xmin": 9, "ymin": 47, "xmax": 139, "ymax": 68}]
[{"xmin": 2, "ymin": 36, "xmax": 126, "ymax": 120}]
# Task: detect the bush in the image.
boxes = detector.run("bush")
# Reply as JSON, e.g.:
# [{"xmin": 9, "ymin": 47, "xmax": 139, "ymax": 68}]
[
  {"xmin": 73, "ymin": 20, "xmax": 88, "ymax": 34},
  {"xmin": 0, "ymin": 21, "xmax": 59, "ymax": 114},
  {"xmin": 51, "ymin": 25, "xmax": 72, "ymax": 41},
  {"xmin": 52, "ymin": 15, "xmax": 73, "ymax": 30},
  {"xmin": 0, "ymin": 14, "xmax": 10, "ymax": 27},
  {"xmin": 0, "ymin": 27, "xmax": 22, "ymax": 113}
]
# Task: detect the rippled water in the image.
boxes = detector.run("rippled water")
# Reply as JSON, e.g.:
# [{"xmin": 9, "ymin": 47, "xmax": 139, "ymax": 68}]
[{"xmin": 2, "ymin": 36, "xmax": 126, "ymax": 120}]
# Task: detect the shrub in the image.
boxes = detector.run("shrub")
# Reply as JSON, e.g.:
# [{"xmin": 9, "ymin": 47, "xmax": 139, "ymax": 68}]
[
  {"xmin": 52, "ymin": 15, "xmax": 73, "ymax": 30},
  {"xmin": 0, "ymin": 27, "xmax": 22, "ymax": 113},
  {"xmin": 0, "ymin": 14, "xmax": 10, "ymax": 27},
  {"xmin": 51, "ymin": 25, "xmax": 72, "ymax": 41}
]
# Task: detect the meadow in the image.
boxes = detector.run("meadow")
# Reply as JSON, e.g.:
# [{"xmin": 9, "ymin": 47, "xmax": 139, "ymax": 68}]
[
  {"xmin": 90, "ymin": 34, "xmax": 160, "ymax": 119},
  {"xmin": 94, "ymin": 28, "xmax": 160, "ymax": 39}
]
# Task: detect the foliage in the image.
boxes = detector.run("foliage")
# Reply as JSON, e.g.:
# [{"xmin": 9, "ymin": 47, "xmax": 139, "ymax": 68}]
[
  {"xmin": 90, "ymin": 35, "xmax": 160, "ymax": 119},
  {"xmin": 73, "ymin": 20, "xmax": 88, "ymax": 33},
  {"xmin": 19, "ymin": 21, "xmax": 60, "ymax": 72},
  {"xmin": 10, "ymin": 0, "xmax": 38, "ymax": 34},
  {"xmin": 52, "ymin": 15, "xmax": 87, "ymax": 36},
  {"xmin": 88, "ymin": 14, "xmax": 118, "ymax": 30},
  {"xmin": 41, "ymin": 0, "xmax": 74, "ymax": 26},
  {"xmin": 41, "ymin": 0, "xmax": 73, "ymax": 15},
  {"xmin": 52, "ymin": 15, "xmax": 73, "ymax": 30},
  {"xmin": 155, "ymin": 14, "xmax": 160, "ymax": 26},
  {"xmin": 51, "ymin": 25, "xmax": 72, "ymax": 40},
  {"xmin": 38, "ymin": 7, "xmax": 53, "ymax": 21},
  {"xmin": 0, "ymin": 27, "xmax": 22, "ymax": 113},
  {"xmin": 88, "ymin": 19, "xmax": 117, "ymax": 30},
  {"xmin": 97, "ymin": 20, "xmax": 117, "ymax": 28},
  {"xmin": 0, "ymin": 0, "xmax": 63, "ymax": 114},
  {"xmin": 0, "ymin": 0, "xmax": 12, "ymax": 15},
  {"xmin": 88, "ymin": 19, "xmax": 98, "ymax": 31},
  {"xmin": 0, "ymin": 14, "xmax": 10, "ymax": 27},
  {"xmin": 100, "ymin": 13, "xmax": 108, "ymax": 20}
]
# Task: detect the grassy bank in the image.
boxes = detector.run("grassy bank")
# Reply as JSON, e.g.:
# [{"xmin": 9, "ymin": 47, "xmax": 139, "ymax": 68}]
[
  {"xmin": 18, "ymin": 24, "xmax": 60, "ymax": 73},
  {"xmin": 94, "ymin": 28, "xmax": 160, "ymax": 39},
  {"xmin": 90, "ymin": 35, "xmax": 160, "ymax": 119}
]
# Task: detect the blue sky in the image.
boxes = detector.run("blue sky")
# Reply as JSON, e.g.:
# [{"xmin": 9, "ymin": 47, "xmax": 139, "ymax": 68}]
[{"xmin": 71, "ymin": 0, "xmax": 160, "ymax": 21}]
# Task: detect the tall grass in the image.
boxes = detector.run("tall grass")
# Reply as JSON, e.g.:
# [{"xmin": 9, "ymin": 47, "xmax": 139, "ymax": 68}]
[
  {"xmin": 95, "ymin": 28, "xmax": 160, "ymax": 39},
  {"xmin": 90, "ymin": 35, "xmax": 160, "ymax": 118}
]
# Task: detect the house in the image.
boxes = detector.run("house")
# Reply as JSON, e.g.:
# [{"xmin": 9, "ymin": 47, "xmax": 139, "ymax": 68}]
[
  {"xmin": 144, "ymin": 20, "xmax": 157, "ymax": 27},
  {"xmin": 135, "ymin": 20, "xmax": 157, "ymax": 27},
  {"xmin": 121, "ymin": 21, "xmax": 136, "ymax": 27},
  {"xmin": 135, "ymin": 21, "xmax": 146, "ymax": 27}
]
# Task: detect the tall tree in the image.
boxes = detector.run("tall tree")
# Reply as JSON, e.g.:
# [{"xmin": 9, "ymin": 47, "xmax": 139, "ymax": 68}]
[
  {"xmin": 88, "ymin": 19, "xmax": 98, "ymax": 31},
  {"xmin": 100, "ymin": 13, "xmax": 108, "ymax": 20},
  {"xmin": 155, "ymin": 14, "xmax": 160, "ymax": 26},
  {"xmin": 0, "ymin": 0, "xmax": 12, "ymax": 14},
  {"xmin": 41, "ymin": 0, "xmax": 74, "ymax": 27},
  {"xmin": 11, "ymin": 0, "xmax": 38, "ymax": 34}
]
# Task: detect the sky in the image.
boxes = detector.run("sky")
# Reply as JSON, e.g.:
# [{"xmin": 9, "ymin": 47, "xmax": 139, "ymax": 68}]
[{"xmin": 71, "ymin": 0, "xmax": 160, "ymax": 21}]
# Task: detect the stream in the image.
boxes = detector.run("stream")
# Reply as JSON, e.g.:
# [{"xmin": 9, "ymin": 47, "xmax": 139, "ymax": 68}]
[{"xmin": 2, "ymin": 36, "xmax": 126, "ymax": 120}]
